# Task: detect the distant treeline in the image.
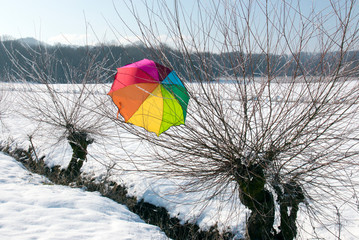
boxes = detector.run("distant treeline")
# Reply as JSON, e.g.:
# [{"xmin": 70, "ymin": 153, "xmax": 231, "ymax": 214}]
[{"xmin": 0, "ymin": 39, "xmax": 358, "ymax": 83}]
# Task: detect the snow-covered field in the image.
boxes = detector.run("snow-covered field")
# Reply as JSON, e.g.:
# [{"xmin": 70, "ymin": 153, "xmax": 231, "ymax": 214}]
[
  {"xmin": 0, "ymin": 82, "xmax": 358, "ymax": 239},
  {"xmin": 0, "ymin": 152, "xmax": 168, "ymax": 239}
]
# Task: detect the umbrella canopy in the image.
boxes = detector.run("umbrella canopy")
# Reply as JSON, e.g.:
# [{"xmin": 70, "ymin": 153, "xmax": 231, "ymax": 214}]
[{"xmin": 108, "ymin": 59, "xmax": 190, "ymax": 136}]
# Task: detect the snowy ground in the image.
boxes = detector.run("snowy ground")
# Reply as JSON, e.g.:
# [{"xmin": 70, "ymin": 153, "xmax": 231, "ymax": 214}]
[
  {"xmin": 0, "ymin": 152, "xmax": 168, "ymax": 240},
  {"xmin": 0, "ymin": 82, "xmax": 359, "ymax": 239}
]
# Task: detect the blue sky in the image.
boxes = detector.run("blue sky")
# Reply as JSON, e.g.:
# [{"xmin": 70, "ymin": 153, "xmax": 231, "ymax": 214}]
[
  {"xmin": 0, "ymin": 0, "xmax": 142, "ymax": 45},
  {"xmin": 0, "ymin": 0, "xmax": 356, "ymax": 50},
  {"xmin": 0, "ymin": 0, "xmax": 199, "ymax": 45}
]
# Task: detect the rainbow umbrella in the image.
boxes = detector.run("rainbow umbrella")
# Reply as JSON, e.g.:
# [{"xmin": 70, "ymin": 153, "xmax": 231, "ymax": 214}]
[{"xmin": 108, "ymin": 59, "xmax": 190, "ymax": 136}]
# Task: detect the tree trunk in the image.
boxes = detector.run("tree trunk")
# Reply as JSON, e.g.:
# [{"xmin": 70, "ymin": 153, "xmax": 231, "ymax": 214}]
[
  {"xmin": 235, "ymin": 161, "xmax": 275, "ymax": 239},
  {"xmin": 235, "ymin": 160, "xmax": 304, "ymax": 240},
  {"xmin": 274, "ymin": 181, "xmax": 305, "ymax": 240},
  {"xmin": 65, "ymin": 129, "xmax": 93, "ymax": 180}
]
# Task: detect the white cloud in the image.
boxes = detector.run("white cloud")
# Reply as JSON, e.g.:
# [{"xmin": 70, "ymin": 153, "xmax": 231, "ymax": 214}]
[{"xmin": 47, "ymin": 33, "xmax": 96, "ymax": 46}]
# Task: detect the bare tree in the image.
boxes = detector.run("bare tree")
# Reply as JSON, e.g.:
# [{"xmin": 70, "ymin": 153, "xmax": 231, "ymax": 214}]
[
  {"xmin": 5, "ymin": 43, "xmax": 113, "ymax": 180},
  {"xmin": 106, "ymin": 0, "xmax": 359, "ymax": 239},
  {"xmin": 0, "ymin": 81, "xmax": 9, "ymax": 131}
]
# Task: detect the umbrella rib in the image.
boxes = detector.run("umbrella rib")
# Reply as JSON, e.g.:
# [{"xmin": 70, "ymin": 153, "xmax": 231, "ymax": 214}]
[{"xmin": 135, "ymin": 84, "xmax": 175, "ymax": 100}]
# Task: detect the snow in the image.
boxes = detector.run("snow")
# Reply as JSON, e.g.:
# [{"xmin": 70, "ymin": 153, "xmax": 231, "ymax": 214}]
[
  {"xmin": 0, "ymin": 152, "xmax": 168, "ymax": 240},
  {"xmin": 0, "ymin": 82, "xmax": 359, "ymax": 239}
]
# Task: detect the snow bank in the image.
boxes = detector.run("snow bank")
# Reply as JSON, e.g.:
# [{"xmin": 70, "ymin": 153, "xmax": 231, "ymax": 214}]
[{"xmin": 0, "ymin": 153, "xmax": 168, "ymax": 240}]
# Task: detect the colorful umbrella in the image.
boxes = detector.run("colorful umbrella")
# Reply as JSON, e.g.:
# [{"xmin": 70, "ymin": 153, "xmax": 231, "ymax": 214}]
[{"xmin": 108, "ymin": 59, "xmax": 190, "ymax": 136}]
